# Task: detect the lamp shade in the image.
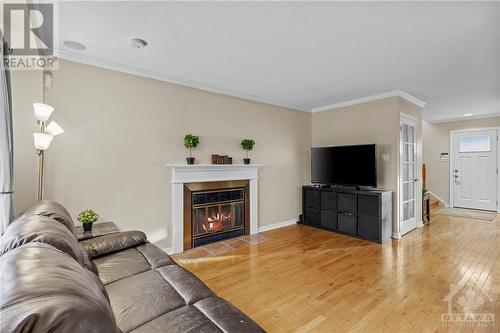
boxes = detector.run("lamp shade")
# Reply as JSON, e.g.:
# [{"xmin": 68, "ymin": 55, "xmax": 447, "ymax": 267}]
[
  {"xmin": 33, "ymin": 133, "xmax": 53, "ymax": 150},
  {"xmin": 33, "ymin": 103, "xmax": 54, "ymax": 122},
  {"xmin": 45, "ymin": 121, "xmax": 64, "ymax": 136}
]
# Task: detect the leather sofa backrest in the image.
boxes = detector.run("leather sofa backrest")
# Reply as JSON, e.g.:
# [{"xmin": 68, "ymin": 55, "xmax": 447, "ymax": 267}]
[
  {"xmin": 0, "ymin": 242, "xmax": 118, "ymax": 333},
  {"xmin": 0, "ymin": 215, "xmax": 84, "ymax": 265},
  {"xmin": 20, "ymin": 200, "xmax": 77, "ymax": 237}
]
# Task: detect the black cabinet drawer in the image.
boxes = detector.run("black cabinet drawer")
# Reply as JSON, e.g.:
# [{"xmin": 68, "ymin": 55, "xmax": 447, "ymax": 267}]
[
  {"xmin": 304, "ymin": 208, "xmax": 319, "ymax": 226},
  {"xmin": 358, "ymin": 194, "xmax": 379, "ymax": 217},
  {"xmin": 304, "ymin": 188, "xmax": 319, "ymax": 209},
  {"xmin": 338, "ymin": 193, "xmax": 356, "ymax": 214},
  {"xmin": 358, "ymin": 215, "xmax": 380, "ymax": 241},
  {"xmin": 320, "ymin": 210, "xmax": 337, "ymax": 230},
  {"xmin": 302, "ymin": 185, "xmax": 390, "ymax": 244},
  {"xmin": 321, "ymin": 191, "xmax": 337, "ymax": 211},
  {"xmin": 338, "ymin": 213, "xmax": 357, "ymax": 234}
]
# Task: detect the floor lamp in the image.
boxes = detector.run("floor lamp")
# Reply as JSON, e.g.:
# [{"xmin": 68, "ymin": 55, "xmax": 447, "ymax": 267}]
[{"xmin": 33, "ymin": 103, "xmax": 64, "ymax": 201}]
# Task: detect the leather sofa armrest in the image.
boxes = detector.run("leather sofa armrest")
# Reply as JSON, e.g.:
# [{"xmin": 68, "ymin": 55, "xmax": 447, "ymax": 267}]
[{"xmin": 80, "ymin": 231, "xmax": 147, "ymax": 259}]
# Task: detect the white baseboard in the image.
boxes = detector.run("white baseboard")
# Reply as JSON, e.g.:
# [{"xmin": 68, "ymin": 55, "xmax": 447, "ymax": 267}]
[
  {"xmin": 258, "ymin": 218, "xmax": 299, "ymax": 233},
  {"xmin": 162, "ymin": 247, "xmax": 174, "ymax": 255},
  {"xmin": 392, "ymin": 232, "xmax": 401, "ymax": 239},
  {"xmin": 417, "ymin": 220, "xmax": 424, "ymax": 228}
]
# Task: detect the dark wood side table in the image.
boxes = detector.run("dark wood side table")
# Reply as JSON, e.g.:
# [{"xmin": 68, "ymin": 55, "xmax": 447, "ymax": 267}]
[
  {"xmin": 75, "ymin": 222, "xmax": 119, "ymax": 241},
  {"xmin": 422, "ymin": 192, "xmax": 431, "ymax": 224}
]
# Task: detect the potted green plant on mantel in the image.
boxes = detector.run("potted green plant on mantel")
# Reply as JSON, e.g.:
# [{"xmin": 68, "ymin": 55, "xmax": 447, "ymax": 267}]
[
  {"xmin": 184, "ymin": 134, "xmax": 200, "ymax": 165},
  {"xmin": 78, "ymin": 209, "xmax": 99, "ymax": 232},
  {"xmin": 241, "ymin": 139, "xmax": 255, "ymax": 164}
]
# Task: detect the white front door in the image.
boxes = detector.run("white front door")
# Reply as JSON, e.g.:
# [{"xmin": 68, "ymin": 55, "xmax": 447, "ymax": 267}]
[
  {"xmin": 452, "ymin": 130, "xmax": 498, "ymax": 211},
  {"xmin": 400, "ymin": 116, "xmax": 418, "ymax": 235}
]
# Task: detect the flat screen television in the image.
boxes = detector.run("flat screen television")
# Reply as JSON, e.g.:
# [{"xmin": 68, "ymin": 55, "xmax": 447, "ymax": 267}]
[{"xmin": 311, "ymin": 144, "xmax": 377, "ymax": 187}]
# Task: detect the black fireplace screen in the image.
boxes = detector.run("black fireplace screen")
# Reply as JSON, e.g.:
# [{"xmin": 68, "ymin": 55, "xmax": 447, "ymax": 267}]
[{"xmin": 192, "ymin": 188, "xmax": 245, "ymax": 239}]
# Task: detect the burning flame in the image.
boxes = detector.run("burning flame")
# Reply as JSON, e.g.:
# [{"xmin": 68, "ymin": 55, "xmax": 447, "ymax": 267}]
[{"xmin": 202, "ymin": 212, "xmax": 232, "ymax": 232}]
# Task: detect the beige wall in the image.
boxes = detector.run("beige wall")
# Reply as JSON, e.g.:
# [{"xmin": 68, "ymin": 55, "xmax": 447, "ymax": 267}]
[
  {"xmin": 11, "ymin": 60, "xmax": 428, "ymax": 245},
  {"xmin": 11, "ymin": 70, "xmax": 44, "ymax": 214},
  {"xmin": 12, "ymin": 60, "xmax": 311, "ymax": 248},
  {"xmin": 312, "ymin": 97, "xmax": 423, "ymax": 234},
  {"xmin": 423, "ymin": 117, "xmax": 500, "ymax": 205},
  {"xmin": 312, "ymin": 97, "xmax": 400, "ymax": 191}
]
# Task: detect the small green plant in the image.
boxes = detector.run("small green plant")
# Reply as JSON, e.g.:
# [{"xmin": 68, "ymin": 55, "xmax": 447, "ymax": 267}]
[
  {"xmin": 77, "ymin": 209, "xmax": 99, "ymax": 224},
  {"xmin": 241, "ymin": 139, "xmax": 256, "ymax": 158},
  {"xmin": 184, "ymin": 134, "xmax": 200, "ymax": 158}
]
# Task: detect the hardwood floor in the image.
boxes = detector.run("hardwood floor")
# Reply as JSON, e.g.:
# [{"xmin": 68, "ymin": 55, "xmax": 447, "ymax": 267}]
[{"xmin": 172, "ymin": 214, "xmax": 500, "ymax": 332}]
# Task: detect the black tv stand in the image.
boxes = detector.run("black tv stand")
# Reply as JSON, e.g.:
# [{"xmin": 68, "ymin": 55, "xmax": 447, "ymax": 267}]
[
  {"xmin": 301, "ymin": 185, "xmax": 392, "ymax": 243},
  {"xmin": 339, "ymin": 185, "xmax": 361, "ymax": 191}
]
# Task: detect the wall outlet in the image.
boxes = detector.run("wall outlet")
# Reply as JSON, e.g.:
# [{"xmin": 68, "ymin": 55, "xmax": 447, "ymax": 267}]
[{"xmin": 381, "ymin": 153, "xmax": 390, "ymax": 161}]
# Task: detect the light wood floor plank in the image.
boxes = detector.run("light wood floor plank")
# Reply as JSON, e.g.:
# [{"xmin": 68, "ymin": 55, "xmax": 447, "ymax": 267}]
[{"xmin": 172, "ymin": 214, "xmax": 500, "ymax": 332}]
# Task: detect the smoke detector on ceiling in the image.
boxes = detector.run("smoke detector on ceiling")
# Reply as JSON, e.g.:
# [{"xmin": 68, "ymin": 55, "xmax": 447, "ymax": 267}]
[{"xmin": 130, "ymin": 38, "xmax": 148, "ymax": 49}]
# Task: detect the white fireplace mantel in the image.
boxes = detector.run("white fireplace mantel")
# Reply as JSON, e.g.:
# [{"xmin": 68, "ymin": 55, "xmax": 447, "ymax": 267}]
[{"xmin": 167, "ymin": 164, "xmax": 262, "ymax": 253}]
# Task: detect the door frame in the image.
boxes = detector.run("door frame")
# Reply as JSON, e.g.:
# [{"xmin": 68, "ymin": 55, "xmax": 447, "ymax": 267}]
[
  {"xmin": 399, "ymin": 113, "xmax": 420, "ymax": 237},
  {"xmin": 449, "ymin": 127, "xmax": 500, "ymax": 213}
]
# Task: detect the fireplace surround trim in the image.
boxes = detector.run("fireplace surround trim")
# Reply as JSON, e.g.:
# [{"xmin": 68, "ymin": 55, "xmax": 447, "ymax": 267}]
[{"xmin": 167, "ymin": 164, "xmax": 261, "ymax": 253}]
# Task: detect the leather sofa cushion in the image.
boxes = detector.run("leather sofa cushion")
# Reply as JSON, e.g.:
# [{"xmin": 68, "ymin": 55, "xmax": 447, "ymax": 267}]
[
  {"xmin": 0, "ymin": 242, "xmax": 118, "ymax": 333},
  {"xmin": 105, "ymin": 265, "xmax": 215, "ymax": 332},
  {"xmin": 0, "ymin": 215, "xmax": 84, "ymax": 265},
  {"xmin": 81, "ymin": 231, "xmax": 147, "ymax": 259},
  {"xmin": 94, "ymin": 243, "xmax": 176, "ymax": 285},
  {"xmin": 156, "ymin": 265, "xmax": 215, "ymax": 304},
  {"xmin": 135, "ymin": 242, "xmax": 176, "ymax": 268},
  {"xmin": 106, "ymin": 269, "xmax": 188, "ymax": 332},
  {"xmin": 130, "ymin": 304, "xmax": 222, "ymax": 333},
  {"xmin": 20, "ymin": 200, "xmax": 77, "ymax": 237},
  {"xmin": 130, "ymin": 297, "xmax": 265, "ymax": 333},
  {"xmin": 81, "ymin": 246, "xmax": 99, "ymax": 274},
  {"xmin": 194, "ymin": 297, "xmax": 265, "ymax": 333}
]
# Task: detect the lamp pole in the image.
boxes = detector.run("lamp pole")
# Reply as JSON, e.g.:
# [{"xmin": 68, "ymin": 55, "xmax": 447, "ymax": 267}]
[
  {"xmin": 36, "ymin": 121, "xmax": 45, "ymax": 201},
  {"xmin": 37, "ymin": 150, "xmax": 45, "ymax": 200},
  {"xmin": 32, "ymin": 103, "xmax": 64, "ymax": 202}
]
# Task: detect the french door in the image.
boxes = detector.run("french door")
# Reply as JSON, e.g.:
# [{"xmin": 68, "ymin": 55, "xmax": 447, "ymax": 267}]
[
  {"xmin": 452, "ymin": 129, "xmax": 497, "ymax": 211},
  {"xmin": 400, "ymin": 115, "xmax": 418, "ymax": 235}
]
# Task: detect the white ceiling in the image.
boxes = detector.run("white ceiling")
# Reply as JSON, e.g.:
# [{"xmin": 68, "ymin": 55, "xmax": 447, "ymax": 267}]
[{"xmin": 54, "ymin": 1, "xmax": 500, "ymax": 122}]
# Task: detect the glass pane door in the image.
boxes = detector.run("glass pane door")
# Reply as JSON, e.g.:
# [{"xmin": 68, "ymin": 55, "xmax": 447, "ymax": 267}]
[{"xmin": 400, "ymin": 116, "xmax": 417, "ymax": 235}]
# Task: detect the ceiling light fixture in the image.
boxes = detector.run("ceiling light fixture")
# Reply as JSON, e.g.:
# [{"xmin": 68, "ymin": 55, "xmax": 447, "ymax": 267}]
[
  {"xmin": 130, "ymin": 38, "xmax": 148, "ymax": 49},
  {"xmin": 463, "ymin": 113, "xmax": 473, "ymax": 117},
  {"xmin": 63, "ymin": 40, "xmax": 87, "ymax": 51}
]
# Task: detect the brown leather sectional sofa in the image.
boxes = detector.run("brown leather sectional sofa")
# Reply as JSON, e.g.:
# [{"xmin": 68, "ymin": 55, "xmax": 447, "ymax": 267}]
[{"xmin": 0, "ymin": 201, "xmax": 265, "ymax": 333}]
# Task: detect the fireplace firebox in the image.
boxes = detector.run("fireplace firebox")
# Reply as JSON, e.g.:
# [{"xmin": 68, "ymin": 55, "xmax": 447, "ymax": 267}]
[{"xmin": 184, "ymin": 180, "xmax": 249, "ymax": 250}]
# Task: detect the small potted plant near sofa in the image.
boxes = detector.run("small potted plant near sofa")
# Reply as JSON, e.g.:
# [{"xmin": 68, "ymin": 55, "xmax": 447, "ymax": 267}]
[
  {"xmin": 241, "ymin": 139, "xmax": 255, "ymax": 164},
  {"xmin": 78, "ymin": 209, "xmax": 99, "ymax": 232},
  {"xmin": 184, "ymin": 134, "xmax": 200, "ymax": 165}
]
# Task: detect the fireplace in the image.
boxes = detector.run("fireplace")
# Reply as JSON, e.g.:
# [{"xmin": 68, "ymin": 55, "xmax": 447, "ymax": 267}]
[{"xmin": 183, "ymin": 180, "xmax": 250, "ymax": 250}]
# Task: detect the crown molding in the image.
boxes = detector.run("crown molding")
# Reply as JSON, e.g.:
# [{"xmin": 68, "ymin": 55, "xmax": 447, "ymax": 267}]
[
  {"xmin": 426, "ymin": 112, "xmax": 500, "ymax": 124},
  {"xmin": 53, "ymin": 49, "xmax": 309, "ymax": 113},
  {"xmin": 51, "ymin": 50, "xmax": 430, "ymax": 116},
  {"xmin": 311, "ymin": 90, "xmax": 426, "ymax": 113}
]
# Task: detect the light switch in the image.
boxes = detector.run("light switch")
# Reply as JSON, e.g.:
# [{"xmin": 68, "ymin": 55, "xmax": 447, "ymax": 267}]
[{"xmin": 381, "ymin": 153, "xmax": 390, "ymax": 161}]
